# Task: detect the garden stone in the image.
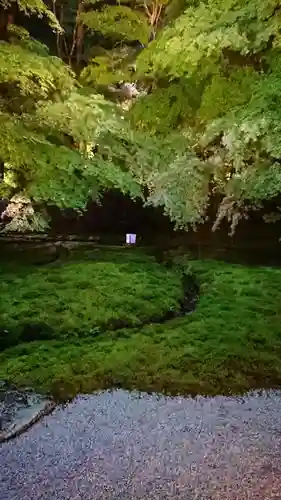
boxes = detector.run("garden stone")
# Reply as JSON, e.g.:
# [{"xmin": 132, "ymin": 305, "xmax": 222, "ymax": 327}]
[{"xmin": 0, "ymin": 381, "xmax": 55, "ymax": 442}]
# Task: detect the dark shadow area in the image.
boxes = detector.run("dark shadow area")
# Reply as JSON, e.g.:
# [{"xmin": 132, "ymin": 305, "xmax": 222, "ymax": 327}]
[{"xmin": 2, "ymin": 191, "xmax": 281, "ymax": 266}]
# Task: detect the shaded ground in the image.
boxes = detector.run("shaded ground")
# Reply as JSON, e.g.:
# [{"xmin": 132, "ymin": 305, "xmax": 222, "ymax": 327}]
[{"xmin": 1, "ymin": 389, "xmax": 281, "ymax": 499}]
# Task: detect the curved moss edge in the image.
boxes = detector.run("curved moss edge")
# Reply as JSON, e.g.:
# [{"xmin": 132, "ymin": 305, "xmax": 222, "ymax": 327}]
[
  {"xmin": 0, "ymin": 259, "xmax": 200, "ymax": 352},
  {"xmin": 3, "ymin": 255, "xmax": 281, "ymax": 403}
]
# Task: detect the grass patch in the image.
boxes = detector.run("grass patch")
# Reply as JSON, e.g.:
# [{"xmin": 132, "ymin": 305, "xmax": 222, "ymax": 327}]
[
  {"xmin": 0, "ymin": 249, "xmax": 182, "ymax": 349},
  {"xmin": 1, "ymin": 252, "xmax": 281, "ymax": 398}
]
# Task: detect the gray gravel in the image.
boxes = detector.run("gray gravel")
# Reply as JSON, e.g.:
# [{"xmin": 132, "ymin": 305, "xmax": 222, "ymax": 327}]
[{"xmin": 1, "ymin": 389, "xmax": 281, "ymax": 500}]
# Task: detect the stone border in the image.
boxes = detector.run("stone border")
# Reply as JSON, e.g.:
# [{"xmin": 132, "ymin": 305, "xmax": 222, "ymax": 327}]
[{"xmin": 0, "ymin": 399, "xmax": 56, "ymax": 443}]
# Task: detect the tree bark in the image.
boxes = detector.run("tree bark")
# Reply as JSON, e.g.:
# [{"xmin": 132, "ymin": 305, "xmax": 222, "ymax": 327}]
[
  {"xmin": 69, "ymin": 0, "xmax": 85, "ymax": 68},
  {"xmin": 0, "ymin": 161, "xmax": 4, "ymax": 181},
  {"xmin": 0, "ymin": 10, "xmax": 14, "ymax": 40}
]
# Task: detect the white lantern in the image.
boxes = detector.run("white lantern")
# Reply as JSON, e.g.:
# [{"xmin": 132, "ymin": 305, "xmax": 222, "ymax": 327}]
[{"xmin": 126, "ymin": 233, "xmax": 137, "ymax": 245}]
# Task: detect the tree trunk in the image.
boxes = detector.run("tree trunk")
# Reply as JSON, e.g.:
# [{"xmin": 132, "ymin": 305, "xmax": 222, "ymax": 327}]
[
  {"xmin": 76, "ymin": 2, "xmax": 84, "ymax": 66},
  {"xmin": 0, "ymin": 161, "xmax": 4, "ymax": 181},
  {"xmin": 69, "ymin": 0, "xmax": 85, "ymax": 68},
  {"xmin": 0, "ymin": 10, "xmax": 14, "ymax": 40}
]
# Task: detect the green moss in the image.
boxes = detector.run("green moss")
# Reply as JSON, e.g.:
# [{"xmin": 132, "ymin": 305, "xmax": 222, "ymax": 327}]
[
  {"xmin": 0, "ymin": 249, "xmax": 182, "ymax": 348},
  {"xmin": 1, "ymin": 253, "xmax": 281, "ymax": 399}
]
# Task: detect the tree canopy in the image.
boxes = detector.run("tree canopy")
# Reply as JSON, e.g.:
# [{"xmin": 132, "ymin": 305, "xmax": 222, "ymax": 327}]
[
  {"xmin": 135, "ymin": 0, "xmax": 281, "ymax": 232},
  {"xmin": 1, "ymin": 0, "xmax": 281, "ymax": 232},
  {"xmin": 0, "ymin": 0, "xmax": 145, "ymax": 230}
]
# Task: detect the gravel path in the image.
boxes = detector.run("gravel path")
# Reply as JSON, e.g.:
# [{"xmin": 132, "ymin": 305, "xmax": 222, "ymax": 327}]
[{"xmin": 1, "ymin": 389, "xmax": 281, "ymax": 500}]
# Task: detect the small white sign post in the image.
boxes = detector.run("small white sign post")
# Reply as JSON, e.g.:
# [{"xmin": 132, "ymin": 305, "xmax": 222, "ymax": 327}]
[{"xmin": 126, "ymin": 233, "xmax": 137, "ymax": 245}]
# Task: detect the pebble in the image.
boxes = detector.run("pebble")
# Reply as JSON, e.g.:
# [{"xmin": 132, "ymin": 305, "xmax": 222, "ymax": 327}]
[{"xmin": 1, "ymin": 389, "xmax": 281, "ymax": 499}]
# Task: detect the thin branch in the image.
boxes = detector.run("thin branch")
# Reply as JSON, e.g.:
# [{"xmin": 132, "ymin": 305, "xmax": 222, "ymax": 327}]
[
  {"xmin": 143, "ymin": 0, "xmax": 153, "ymax": 23},
  {"xmin": 154, "ymin": 4, "xmax": 163, "ymax": 27},
  {"xmin": 69, "ymin": 24, "xmax": 77, "ymax": 62}
]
